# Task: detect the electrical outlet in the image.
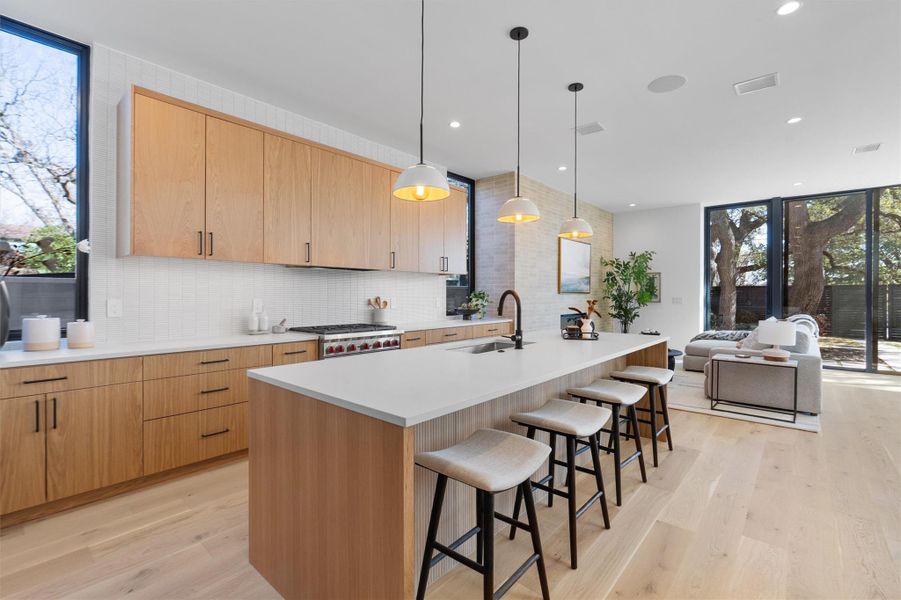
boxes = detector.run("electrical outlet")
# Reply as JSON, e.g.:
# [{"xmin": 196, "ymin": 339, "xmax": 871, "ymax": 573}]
[
  {"xmin": 672, "ymin": 296, "xmax": 683, "ymax": 305},
  {"xmin": 383, "ymin": 297, "xmax": 393, "ymax": 309},
  {"xmin": 107, "ymin": 298, "xmax": 123, "ymax": 318},
  {"xmin": 252, "ymin": 298, "xmax": 264, "ymax": 313}
]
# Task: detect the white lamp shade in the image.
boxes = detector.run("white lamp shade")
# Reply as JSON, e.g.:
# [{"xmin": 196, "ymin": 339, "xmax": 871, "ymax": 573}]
[
  {"xmin": 497, "ymin": 196, "xmax": 540, "ymax": 223},
  {"xmin": 558, "ymin": 216, "xmax": 593, "ymax": 238},
  {"xmin": 392, "ymin": 163, "xmax": 450, "ymax": 202},
  {"xmin": 757, "ymin": 320, "xmax": 796, "ymax": 346}
]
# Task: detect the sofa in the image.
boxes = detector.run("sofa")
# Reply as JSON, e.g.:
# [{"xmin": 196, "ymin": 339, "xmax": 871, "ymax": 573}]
[{"xmin": 687, "ymin": 315, "xmax": 823, "ymax": 414}]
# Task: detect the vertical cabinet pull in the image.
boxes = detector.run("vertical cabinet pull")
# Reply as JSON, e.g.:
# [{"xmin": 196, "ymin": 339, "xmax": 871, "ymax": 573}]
[
  {"xmin": 34, "ymin": 400, "xmax": 40, "ymax": 433},
  {"xmin": 197, "ymin": 231, "xmax": 204, "ymax": 255},
  {"xmin": 208, "ymin": 232, "xmax": 214, "ymax": 256},
  {"xmin": 390, "ymin": 251, "xmax": 396, "ymax": 270},
  {"xmin": 305, "ymin": 242, "xmax": 311, "ymax": 263},
  {"xmin": 51, "ymin": 397, "xmax": 57, "ymax": 429}
]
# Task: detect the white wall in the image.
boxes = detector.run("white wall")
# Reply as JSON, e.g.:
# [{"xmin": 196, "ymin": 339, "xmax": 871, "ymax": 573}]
[
  {"xmin": 613, "ymin": 204, "xmax": 704, "ymax": 351},
  {"xmin": 89, "ymin": 44, "xmax": 447, "ymax": 345}
]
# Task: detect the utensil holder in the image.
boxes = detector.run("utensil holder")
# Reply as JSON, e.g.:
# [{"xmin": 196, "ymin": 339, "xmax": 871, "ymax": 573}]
[{"xmin": 372, "ymin": 308, "xmax": 390, "ymax": 325}]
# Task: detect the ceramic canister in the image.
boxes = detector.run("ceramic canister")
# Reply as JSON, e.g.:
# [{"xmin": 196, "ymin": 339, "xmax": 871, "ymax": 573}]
[
  {"xmin": 22, "ymin": 316, "xmax": 61, "ymax": 351},
  {"xmin": 67, "ymin": 319, "xmax": 95, "ymax": 349}
]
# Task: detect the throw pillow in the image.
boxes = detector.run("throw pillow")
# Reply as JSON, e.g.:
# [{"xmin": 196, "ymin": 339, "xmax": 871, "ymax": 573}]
[
  {"xmin": 787, "ymin": 314, "xmax": 820, "ymax": 338},
  {"xmin": 737, "ymin": 316, "xmax": 776, "ymax": 350},
  {"xmin": 782, "ymin": 329, "xmax": 811, "ymax": 354}
]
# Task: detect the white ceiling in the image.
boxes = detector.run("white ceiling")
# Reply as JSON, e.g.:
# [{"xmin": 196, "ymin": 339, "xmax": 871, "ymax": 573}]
[{"xmin": 5, "ymin": 0, "xmax": 900, "ymax": 212}]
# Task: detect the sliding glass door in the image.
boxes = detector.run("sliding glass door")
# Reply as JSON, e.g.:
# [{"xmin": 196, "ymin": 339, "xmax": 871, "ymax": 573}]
[{"xmin": 876, "ymin": 186, "xmax": 901, "ymax": 373}]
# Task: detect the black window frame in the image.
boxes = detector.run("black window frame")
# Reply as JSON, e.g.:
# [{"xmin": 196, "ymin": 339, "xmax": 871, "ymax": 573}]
[
  {"xmin": 446, "ymin": 171, "xmax": 475, "ymax": 311},
  {"xmin": 1, "ymin": 17, "xmax": 90, "ymax": 340}
]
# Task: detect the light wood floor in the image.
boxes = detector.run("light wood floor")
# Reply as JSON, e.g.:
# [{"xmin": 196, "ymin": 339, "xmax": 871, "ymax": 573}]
[{"xmin": 1, "ymin": 370, "xmax": 899, "ymax": 599}]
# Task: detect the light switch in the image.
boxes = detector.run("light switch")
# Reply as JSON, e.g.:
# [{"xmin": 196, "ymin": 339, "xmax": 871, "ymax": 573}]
[
  {"xmin": 107, "ymin": 298, "xmax": 123, "ymax": 317},
  {"xmin": 672, "ymin": 296, "xmax": 683, "ymax": 305}
]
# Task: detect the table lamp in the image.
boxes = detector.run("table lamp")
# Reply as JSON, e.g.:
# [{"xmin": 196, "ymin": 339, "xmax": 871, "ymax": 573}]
[{"xmin": 758, "ymin": 320, "xmax": 796, "ymax": 362}]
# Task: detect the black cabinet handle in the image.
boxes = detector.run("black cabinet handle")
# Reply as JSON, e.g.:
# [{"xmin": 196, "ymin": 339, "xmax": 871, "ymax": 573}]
[
  {"xmin": 406, "ymin": 336, "xmax": 421, "ymax": 342},
  {"xmin": 390, "ymin": 251, "xmax": 396, "ymax": 270},
  {"xmin": 34, "ymin": 400, "xmax": 40, "ymax": 433},
  {"xmin": 23, "ymin": 375, "xmax": 67, "ymax": 385},
  {"xmin": 200, "ymin": 358, "xmax": 229, "ymax": 365},
  {"xmin": 487, "ymin": 328, "xmax": 499, "ymax": 333},
  {"xmin": 198, "ymin": 231, "xmax": 204, "ymax": 255},
  {"xmin": 51, "ymin": 397, "xmax": 57, "ymax": 429},
  {"xmin": 444, "ymin": 332, "xmax": 458, "ymax": 337},
  {"xmin": 201, "ymin": 428, "xmax": 230, "ymax": 439},
  {"xmin": 282, "ymin": 349, "xmax": 307, "ymax": 356},
  {"xmin": 200, "ymin": 386, "xmax": 230, "ymax": 395},
  {"xmin": 208, "ymin": 232, "xmax": 214, "ymax": 256},
  {"xmin": 305, "ymin": 242, "xmax": 311, "ymax": 263}
]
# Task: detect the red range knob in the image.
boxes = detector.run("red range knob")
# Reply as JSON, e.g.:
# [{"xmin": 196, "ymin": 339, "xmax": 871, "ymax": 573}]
[
  {"xmin": 347, "ymin": 344, "xmax": 356, "ymax": 352},
  {"xmin": 326, "ymin": 347, "xmax": 335, "ymax": 354},
  {"xmin": 335, "ymin": 345, "xmax": 345, "ymax": 353},
  {"xmin": 361, "ymin": 343, "xmax": 370, "ymax": 350},
  {"xmin": 390, "ymin": 339, "xmax": 399, "ymax": 347},
  {"xmin": 373, "ymin": 341, "xmax": 382, "ymax": 349}
]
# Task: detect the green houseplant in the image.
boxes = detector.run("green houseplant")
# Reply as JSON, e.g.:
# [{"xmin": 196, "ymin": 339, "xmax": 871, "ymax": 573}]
[
  {"xmin": 601, "ymin": 251, "xmax": 657, "ymax": 333},
  {"xmin": 459, "ymin": 290, "xmax": 490, "ymax": 320}
]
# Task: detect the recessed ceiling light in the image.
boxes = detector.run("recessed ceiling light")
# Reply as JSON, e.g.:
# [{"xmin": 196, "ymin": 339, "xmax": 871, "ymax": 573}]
[
  {"xmin": 777, "ymin": 1, "xmax": 801, "ymax": 16},
  {"xmin": 793, "ymin": 182, "xmax": 803, "ymax": 186},
  {"xmin": 647, "ymin": 75, "xmax": 687, "ymax": 94},
  {"xmin": 449, "ymin": 121, "xmax": 461, "ymax": 128},
  {"xmin": 558, "ymin": 165, "xmax": 567, "ymax": 171},
  {"xmin": 786, "ymin": 116, "xmax": 803, "ymax": 124},
  {"xmin": 628, "ymin": 203, "xmax": 637, "ymax": 207}
]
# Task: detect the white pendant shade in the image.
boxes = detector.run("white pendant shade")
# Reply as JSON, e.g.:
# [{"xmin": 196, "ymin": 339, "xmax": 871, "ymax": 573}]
[
  {"xmin": 558, "ymin": 216, "xmax": 594, "ymax": 239},
  {"xmin": 497, "ymin": 195, "xmax": 541, "ymax": 223},
  {"xmin": 392, "ymin": 163, "xmax": 449, "ymax": 202}
]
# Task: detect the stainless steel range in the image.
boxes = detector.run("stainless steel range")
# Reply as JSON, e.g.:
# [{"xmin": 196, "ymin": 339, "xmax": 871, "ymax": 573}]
[{"xmin": 289, "ymin": 323, "xmax": 403, "ymax": 358}]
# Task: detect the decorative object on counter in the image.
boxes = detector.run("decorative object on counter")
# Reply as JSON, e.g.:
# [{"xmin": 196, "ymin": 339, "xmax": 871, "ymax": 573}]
[
  {"xmin": 558, "ymin": 237, "xmax": 591, "ymax": 293},
  {"xmin": 392, "ymin": 0, "xmax": 450, "ymax": 202},
  {"xmin": 272, "ymin": 318, "xmax": 288, "ymax": 334},
  {"xmin": 648, "ymin": 272, "xmax": 661, "ymax": 302},
  {"xmin": 368, "ymin": 297, "xmax": 390, "ymax": 324},
  {"xmin": 640, "ymin": 329, "xmax": 660, "ymax": 336},
  {"xmin": 565, "ymin": 300, "xmax": 599, "ymax": 337},
  {"xmin": 561, "ymin": 328, "xmax": 599, "ymax": 341},
  {"xmin": 22, "ymin": 315, "xmax": 61, "ymax": 351},
  {"xmin": 558, "ymin": 82, "xmax": 593, "ymax": 239},
  {"xmin": 66, "ymin": 319, "xmax": 96, "ymax": 348},
  {"xmin": 247, "ymin": 300, "xmax": 270, "ymax": 334},
  {"xmin": 758, "ymin": 319, "xmax": 796, "ymax": 362},
  {"xmin": 601, "ymin": 250, "xmax": 657, "ymax": 333},
  {"xmin": 497, "ymin": 26, "xmax": 541, "ymax": 224},
  {"xmin": 458, "ymin": 289, "xmax": 490, "ymax": 319}
]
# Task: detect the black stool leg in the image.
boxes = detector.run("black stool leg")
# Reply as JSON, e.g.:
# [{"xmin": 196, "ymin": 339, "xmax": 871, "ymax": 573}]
[
  {"xmin": 565, "ymin": 435, "xmax": 578, "ymax": 569},
  {"xmin": 588, "ymin": 434, "xmax": 611, "ymax": 529},
  {"xmin": 508, "ymin": 426, "xmax": 535, "ymax": 541},
  {"xmin": 546, "ymin": 433, "xmax": 556, "ymax": 507},
  {"xmin": 481, "ymin": 490, "xmax": 495, "ymax": 600},
  {"xmin": 521, "ymin": 480, "xmax": 551, "ymax": 600},
  {"xmin": 649, "ymin": 384, "xmax": 659, "ymax": 467},
  {"xmin": 611, "ymin": 403, "xmax": 623, "ymax": 506},
  {"xmin": 416, "ymin": 474, "xmax": 448, "ymax": 600},
  {"xmin": 476, "ymin": 489, "xmax": 484, "ymax": 563},
  {"xmin": 629, "ymin": 406, "xmax": 648, "ymax": 483},
  {"xmin": 661, "ymin": 384, "xmax": 674, "ymax": 450}
]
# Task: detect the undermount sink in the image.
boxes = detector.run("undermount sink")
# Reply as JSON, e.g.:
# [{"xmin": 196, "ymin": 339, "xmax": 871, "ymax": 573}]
[{"xmin": 451, "ymin": 340, "xmax": 534, "ymax": 354}]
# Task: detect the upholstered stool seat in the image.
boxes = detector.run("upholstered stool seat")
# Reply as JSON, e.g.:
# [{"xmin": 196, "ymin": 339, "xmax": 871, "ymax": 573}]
[
  {"xmin": 610, "ymin": 365, "xmax": 674, "ymax": 386},
  {"xmin": 567, "ymin": 379, "xmax": 645, "ymax": 406},
  {"xmin": 511, "ymin": 398, "xmax": 612, "ymax": 438},
  {"xmin": 509, "ymin": 399, "xmax": 612, "ymax": 569},
  {"xmin": 415, "ymin": 429, "xmax": 551, "ymax": 600}
]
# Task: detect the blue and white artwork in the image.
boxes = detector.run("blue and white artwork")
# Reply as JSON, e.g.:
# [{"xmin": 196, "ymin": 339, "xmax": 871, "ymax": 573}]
[{"xmin": 558, "ymin": 238, "xmax": 591, "ymax": 293}]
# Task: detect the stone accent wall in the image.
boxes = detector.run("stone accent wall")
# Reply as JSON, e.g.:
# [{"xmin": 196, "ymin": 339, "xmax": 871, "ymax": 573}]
[{"xmin": 474, "ymin": 172, "xmax": 614, "ymax": 332}]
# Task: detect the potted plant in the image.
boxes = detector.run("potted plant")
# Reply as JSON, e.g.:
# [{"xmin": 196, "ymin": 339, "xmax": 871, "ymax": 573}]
[
  {"xmin": 458, "ymin": 290, "xmax": 490, "ymax": 320},
  {"xmin": 601, "ymin": 251, "xmax": 657, "ymax": 333}
]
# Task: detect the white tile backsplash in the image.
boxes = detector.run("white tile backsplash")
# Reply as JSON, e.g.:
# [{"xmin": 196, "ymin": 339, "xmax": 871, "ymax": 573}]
[{"xmin": 89, "ymin": 44, "xmax": 446, "ymax": 344}]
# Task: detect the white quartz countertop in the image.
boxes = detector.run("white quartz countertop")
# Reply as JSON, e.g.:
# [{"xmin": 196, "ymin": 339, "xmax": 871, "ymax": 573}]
[
  {"xmin": 248, "ymin": 330, "xmax": 668, "ymax": 427},
  {"xmin": 0, "ymin": 317, "xmax": 513, "ymax": 369}
]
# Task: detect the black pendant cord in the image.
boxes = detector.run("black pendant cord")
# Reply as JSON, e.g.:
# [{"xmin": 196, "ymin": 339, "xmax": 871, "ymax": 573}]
[
  {"xmin": 418, "ymin": 0, "xmax": 425, "ymax": 165},
  {"xmin": 515, "ymin": 35, "xmax": 521, "ymax": 198},
  {"xmin": 573, "ymin": 87, "xmax": 578, "ymax": 218}
]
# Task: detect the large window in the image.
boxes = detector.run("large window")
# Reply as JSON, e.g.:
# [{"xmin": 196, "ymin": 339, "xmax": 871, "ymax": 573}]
[
  {"xmin": 705, "ymin": 185, "xmax": 901, "ymax": 374},
  {"xmin": 446, "ymin": 172, "xmax": 474, "ymax": 313},
  {"xmin": 0, "ymin": 18, "xmax": 89, "ymax": 339}
]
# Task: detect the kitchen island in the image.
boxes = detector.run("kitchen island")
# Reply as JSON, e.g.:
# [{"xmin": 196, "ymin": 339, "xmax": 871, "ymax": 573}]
[{"xmin": 246, "ymin": 330, "xmax": 667, "ymax": 599}]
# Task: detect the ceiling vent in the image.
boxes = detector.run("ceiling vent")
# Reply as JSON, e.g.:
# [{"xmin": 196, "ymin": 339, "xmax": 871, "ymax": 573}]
[
  {"xmin": 852, "ymin": 143, "xmax": 881, "ymax": 154},
  {"xmin": 733, "ymin": 73, "xmax": 779, "ymax": 96},
  {"xmin": 576, "ymin": 121, "xmax": 604, "ymax": 135}
]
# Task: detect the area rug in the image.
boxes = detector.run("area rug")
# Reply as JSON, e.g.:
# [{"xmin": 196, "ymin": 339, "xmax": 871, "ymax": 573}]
[{"xmin": 667, "ymin": 362, "xmax": 821, "ymax": 433}]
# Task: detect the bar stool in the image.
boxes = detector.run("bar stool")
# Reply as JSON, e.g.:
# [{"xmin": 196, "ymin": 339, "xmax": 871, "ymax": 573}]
[
  {"xmin": 508, "ymin": 399, "xmax": 612, "ymax": 569},
  {"xmin": 415, "ymin": 428, "xmax": 551, "ymax": 600},
  {"xmin": 566, "ymin": 379, "xmax": 648, "ymax": 506},
  {"xmin": 610, "ymin": 366, "xmax": 675, "ymax": 467}
]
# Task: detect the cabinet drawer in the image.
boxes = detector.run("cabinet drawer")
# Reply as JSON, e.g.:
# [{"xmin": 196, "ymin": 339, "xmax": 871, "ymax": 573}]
[
  {"xmin": 401, "ymin": 331, "xmax": 426, "ymax": 349},
  {"xmin": 143, "ymin": 345, "xmax": 271, "ymax": 380},
  {"xmin": 143, "ymin": 403, "xmax": 247, "ymax": 475},
  {"xmin": 474, "ymin": 322, "xmax": 512, "ymax": 338},
  {"xmin": 272, "ymin": 341, "xmax": 318, "ymax": 366},
  {"xmin": 143, "ymin": 369, "xmax": 249, "ymax": 420},
  {"xmin": 1, "ymin": 357, "xmax": 143, "ymax": 399},
  {"xmin": 426, "ymin": 327, "xmax": 472, "ymax": 345}
]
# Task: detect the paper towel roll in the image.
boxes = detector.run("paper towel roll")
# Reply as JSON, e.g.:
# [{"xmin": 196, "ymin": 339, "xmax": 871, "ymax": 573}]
[
  {"xmin": 22, "ymin": 316, "xmax": 61, "ymax": 351},
  {"xmin": 67, "ymin": 319, "xmax": 95, "ymax": 349}
]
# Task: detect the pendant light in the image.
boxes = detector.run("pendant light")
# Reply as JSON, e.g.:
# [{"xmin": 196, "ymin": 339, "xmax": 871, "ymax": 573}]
[
  {"xmin": 559, "ymin": 82, "xmax": 593, "ymax": 238},
  {"xmin": 393, "ymin": 0, "xmax": 450, "ymax": 202},
  {"xmin": 497, "ymin": 26, "xmax": 541, "ymax": 224}
]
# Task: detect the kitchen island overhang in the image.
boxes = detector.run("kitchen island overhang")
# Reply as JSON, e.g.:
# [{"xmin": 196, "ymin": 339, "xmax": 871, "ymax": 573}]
[{"xmin": 247, "ymin": 330, "xmax": 668, "ymax": 599}]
